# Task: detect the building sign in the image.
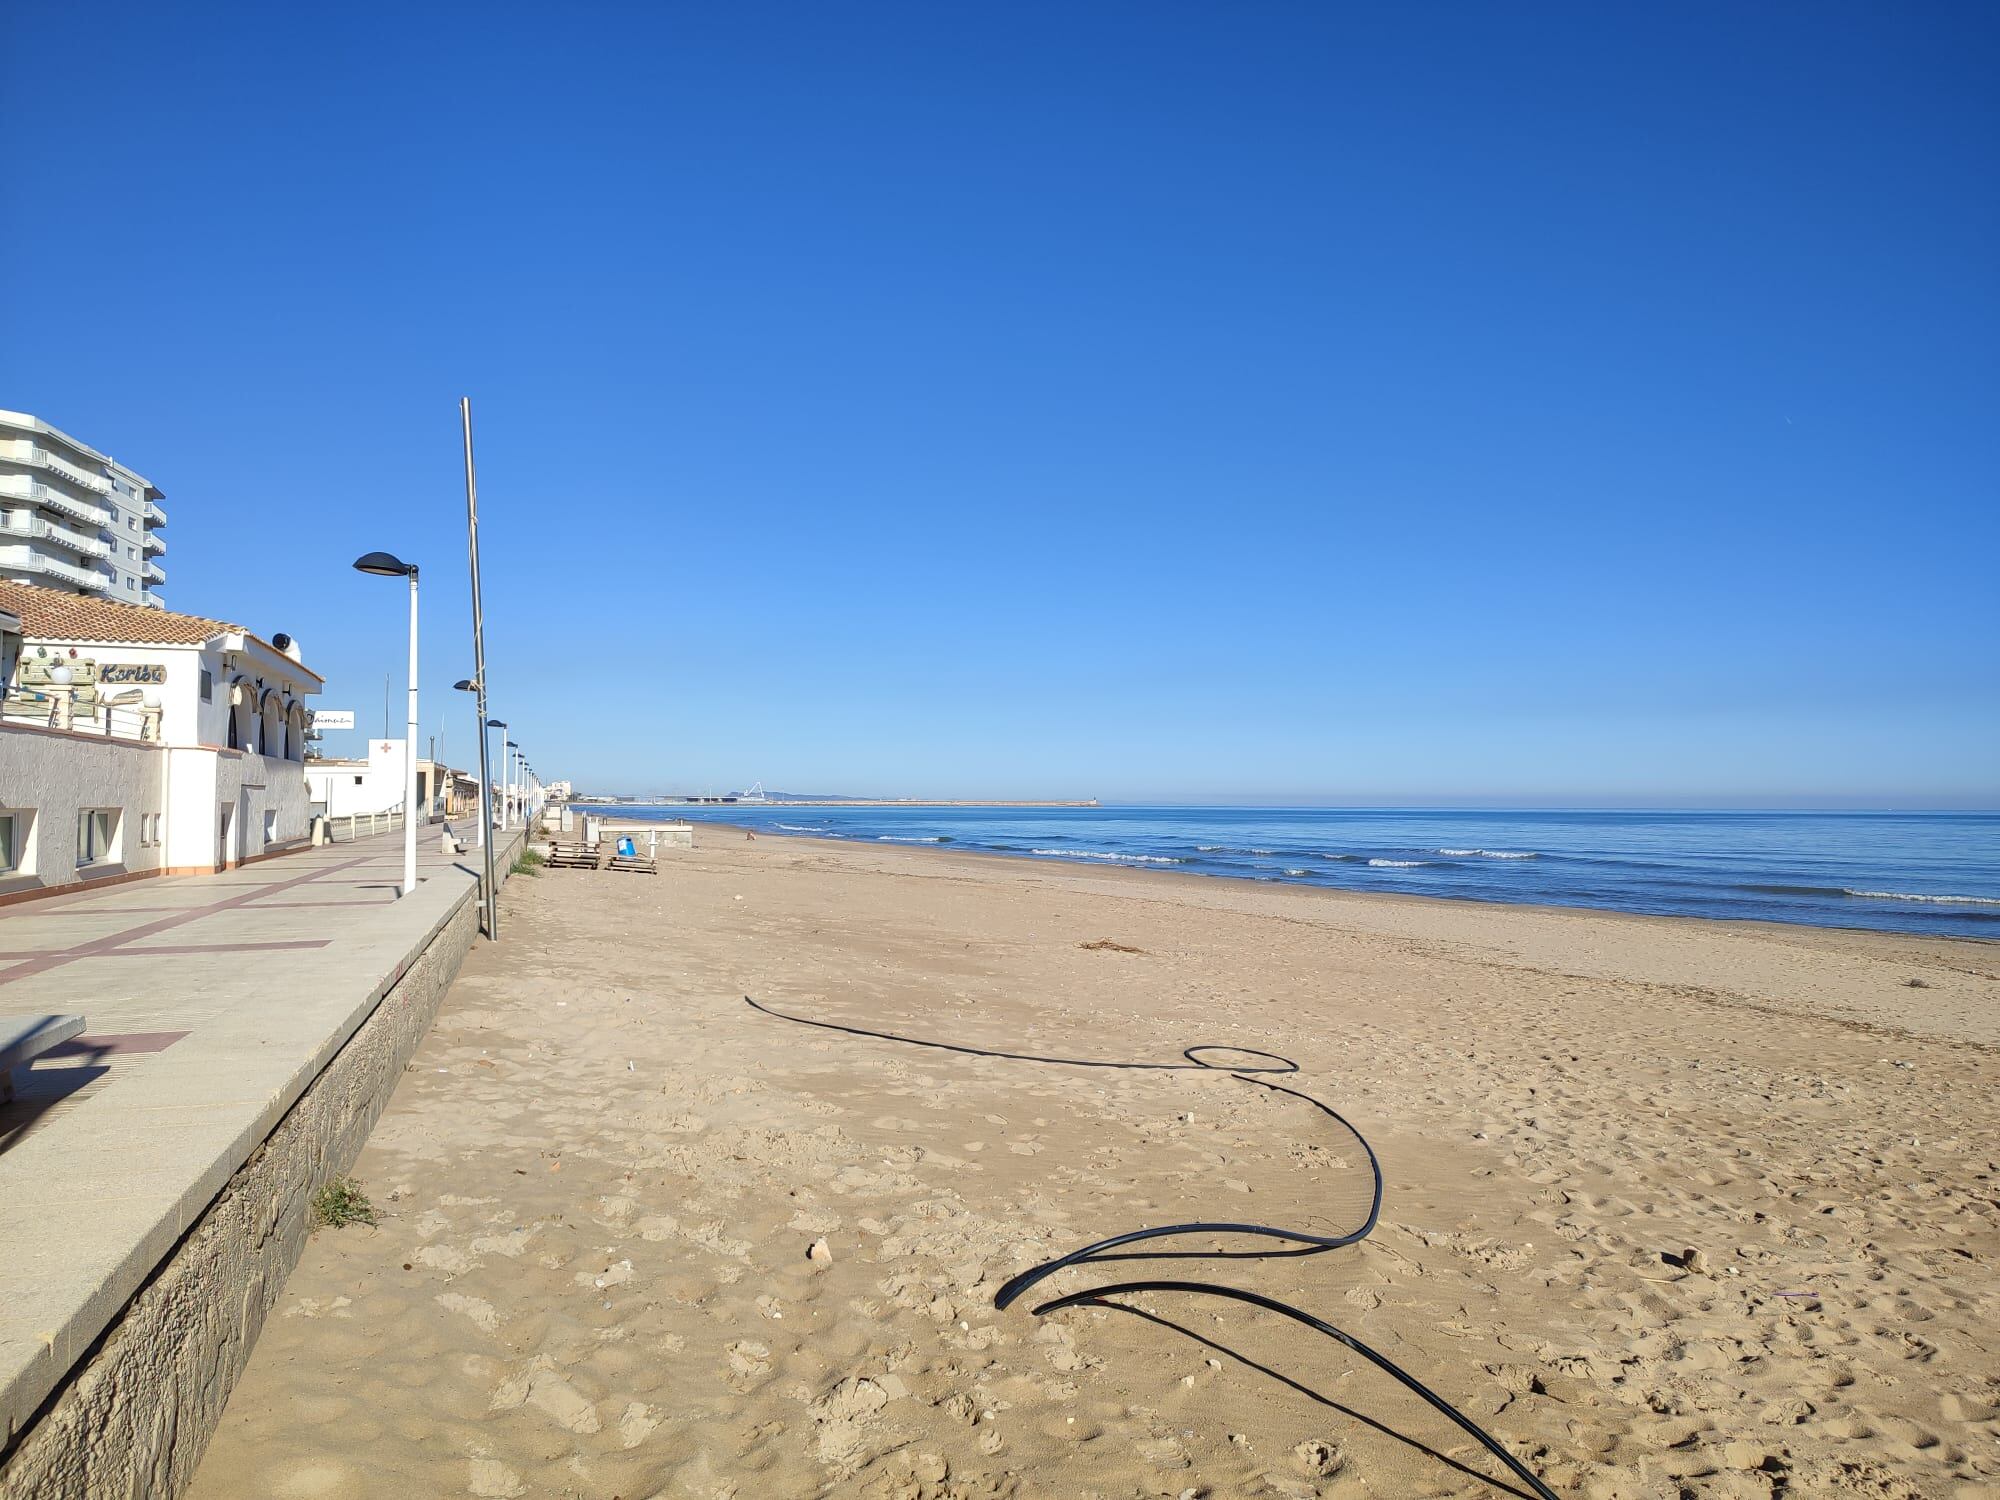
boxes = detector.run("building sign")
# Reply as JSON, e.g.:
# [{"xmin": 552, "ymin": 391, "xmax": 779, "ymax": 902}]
[
  {"xmin": 101, "ymin": 663, "xmax": 168, "ymax": 685},
  {"xmin": 312, "ymin": 709, "xmax": 356, "ymax": 730}
]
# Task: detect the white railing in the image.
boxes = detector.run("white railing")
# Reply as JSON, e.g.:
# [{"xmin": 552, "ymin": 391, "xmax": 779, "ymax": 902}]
[
  {"xmin": 1, "ymin": 446, "xmax": 113, "ymax": 496},
  {"xmin": 145, "ymin": 560, "xmax": 166, "ymax": 585},
  {"xmin": 36, "ymin": 448, "xmax": 113, "ymax": 495},
  {"xmin": 0, "ymin": 473, "xmax": 113, "ymax": 528},
  {"xmin": 145, "ymin": 499, "xmax": 168, "ymax": 525},
  {"xmin": 17, "ymin": 516, "xmax": 111, "ymax": 558},
  {"xmin": 143, "ymin": 530, "xmax": 166, "ymax": 554},
  {"xmin": 2, "ymin": 550, "xmax": 112, "ymax": 591},
  {"xmin": 0, "ymin": 694, "xmax": 160, "ymax": 743}
]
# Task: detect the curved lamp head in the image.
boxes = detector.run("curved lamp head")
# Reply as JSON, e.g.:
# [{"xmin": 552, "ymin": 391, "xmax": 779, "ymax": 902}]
[
  {"xmin": 353, "ymin": 551, "xmax": 417, "ymax": 578},
  {"xmin": 485, "ymin": 718, "xmax": 506, "ymax": 729},
  {"xmin": 453, "ymin": 678, "xmax": 479, "ymax": 692}
]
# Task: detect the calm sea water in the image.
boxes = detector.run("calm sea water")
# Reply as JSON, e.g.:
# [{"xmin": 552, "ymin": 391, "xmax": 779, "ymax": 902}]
[{"xmin": 610, "ymin": 805, "xmax": 2000, "ymax": 939}]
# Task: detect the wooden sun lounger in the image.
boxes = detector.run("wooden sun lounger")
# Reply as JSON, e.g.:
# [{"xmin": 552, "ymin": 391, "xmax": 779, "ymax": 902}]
[
  {"xmin": 544, "ymin": 840, "xmax": 603, "ymax": 870},
  {"xmin": 1, "ymin": 1014, "xmax": 87, "ymax": 1104}
]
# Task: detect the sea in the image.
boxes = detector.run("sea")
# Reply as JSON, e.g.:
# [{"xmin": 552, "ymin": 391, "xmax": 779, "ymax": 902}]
[{"xmin": 607, "ymin": 805, "xmax": 2000, "ymax": 940}]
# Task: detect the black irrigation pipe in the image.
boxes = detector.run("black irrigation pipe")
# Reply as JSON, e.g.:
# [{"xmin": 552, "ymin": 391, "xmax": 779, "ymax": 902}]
[{"xmin": 743, "ymin": 994, "xmax": 1561, "ymax": 1500}]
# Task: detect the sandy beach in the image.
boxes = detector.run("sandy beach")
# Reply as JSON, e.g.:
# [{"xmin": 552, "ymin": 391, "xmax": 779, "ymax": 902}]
[{"xmin": 187, "ymin": 830, "xmax": 2000, "ymax": 1500}]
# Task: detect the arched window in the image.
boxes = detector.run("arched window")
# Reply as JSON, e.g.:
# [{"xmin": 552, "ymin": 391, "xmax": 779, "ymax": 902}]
[
  {"xmin": 227, "ymin": 679, "xmax": 252, "ymax": 750},
  {"xmin": 260, "ymin": 689, "xmax": 284, "ymax": 758},
  {"xmin": 285, "ymin": 701, "xmax": 307, "ymax": 761}
]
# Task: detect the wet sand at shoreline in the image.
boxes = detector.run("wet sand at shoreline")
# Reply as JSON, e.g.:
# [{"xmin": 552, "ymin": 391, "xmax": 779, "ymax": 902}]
[{"xmin": 189, "ymin": 830, "xmax": 2000, "ymax": 1499}]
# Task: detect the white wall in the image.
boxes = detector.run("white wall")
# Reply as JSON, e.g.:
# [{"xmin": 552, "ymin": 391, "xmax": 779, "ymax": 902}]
[
  {"xmin": 156, "ymin": 748, "xmax": 313, "ymax": 871},
  {"xmin": 0, "ymin": 723, "xmax": 166, "ymax": 893},
  {"xmin": 306, "ymin": 739, "xmax": 409, "ymax": 818}
]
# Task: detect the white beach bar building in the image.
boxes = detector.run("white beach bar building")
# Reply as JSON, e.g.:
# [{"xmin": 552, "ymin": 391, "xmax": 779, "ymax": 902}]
[
  {"xmin": 0, "ymin": 581, "xmax": 320, "ymax": 900},
  {"xmin": 305, "ymin": 739, "xmax": 413, "ymax": 821}
]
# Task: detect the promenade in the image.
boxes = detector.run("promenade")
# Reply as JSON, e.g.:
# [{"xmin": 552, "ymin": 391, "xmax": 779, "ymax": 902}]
[{"xmin": 0, "ymin": 822, "xmax": 522, "ymax": 1493}]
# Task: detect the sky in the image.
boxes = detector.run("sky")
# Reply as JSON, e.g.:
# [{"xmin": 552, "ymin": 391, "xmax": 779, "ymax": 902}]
[{"xmin": 3, "ymin": 2, "xmax": 1994, "ymax": 805}]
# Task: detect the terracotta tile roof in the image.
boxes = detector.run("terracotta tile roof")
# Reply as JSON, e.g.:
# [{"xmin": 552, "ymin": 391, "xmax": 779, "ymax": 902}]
[{"xmin": 0, "ymin": 581, "xmax": 322, "ymax": 681}]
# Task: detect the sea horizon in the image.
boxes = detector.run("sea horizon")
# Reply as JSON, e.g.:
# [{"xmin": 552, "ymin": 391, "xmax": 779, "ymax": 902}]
[{"xmin": 602, "ymin": 802, "xmax": 2000, "ymax": 940}]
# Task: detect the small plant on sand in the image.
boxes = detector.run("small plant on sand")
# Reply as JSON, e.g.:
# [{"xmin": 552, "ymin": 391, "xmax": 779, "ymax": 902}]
[
  {"xmin": 513, "ymin": 847, "xmax": 545, "ymax": 877},
  {"xmin": 311, "ymin": 1176, "xmax": 377, "ymax": 1229}
]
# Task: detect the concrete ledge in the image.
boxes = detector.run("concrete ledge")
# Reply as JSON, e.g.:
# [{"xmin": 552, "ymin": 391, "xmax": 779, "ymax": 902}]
[{"xmin": 0, "ymin": 829, "xmax": 523, "ymax": 1498}]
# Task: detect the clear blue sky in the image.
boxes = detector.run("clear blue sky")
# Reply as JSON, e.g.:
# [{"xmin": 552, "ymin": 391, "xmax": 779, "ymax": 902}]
[{"xmin": 4, "ymin": 2, "xmax": 1994, "ymax": 805}]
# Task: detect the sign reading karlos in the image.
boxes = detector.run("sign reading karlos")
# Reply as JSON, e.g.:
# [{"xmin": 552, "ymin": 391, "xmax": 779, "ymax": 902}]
[{"xmin": 312, "ymin": 709, "xmax": 356, "ymax": 730}]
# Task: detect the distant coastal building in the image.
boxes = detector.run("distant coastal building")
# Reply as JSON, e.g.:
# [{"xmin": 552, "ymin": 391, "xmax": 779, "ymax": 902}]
[
  {"xmin": 0, "ymin": 409, "xmax": 168, "ymax": 608},
  {"xmin": 0, "ymin": 581, "xmax": 318, "ymax": 897}
]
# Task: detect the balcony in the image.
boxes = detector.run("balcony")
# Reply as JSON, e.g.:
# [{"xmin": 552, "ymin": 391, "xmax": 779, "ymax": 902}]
[
  {"xmin": 143, "ymin": 530, "xmax": 166, "ymax": 554},
  {"xmin": 16, "ymin": 517, "xmax": 112, "ymax": 558},
  {"xmin": 145, "ymin": 560, "xmax": 166, "ymax": 586},
  {"xmin": 35, "ymin": 448, "xmax": 114, "ymax": 495},
  {"xmin": 0, "ymin": 549, "xmax": 112, "ymax": 592},
  {"xmin": 144, "ymin": 499, "xmax": 168, "ymax": 526},
  {"xmin": 0, "ymin": 445, "xmax": 115, "ymax": 496},
  {"xmin": 0, "ymin": 473, "xmax": 113, "ymax": 528}
]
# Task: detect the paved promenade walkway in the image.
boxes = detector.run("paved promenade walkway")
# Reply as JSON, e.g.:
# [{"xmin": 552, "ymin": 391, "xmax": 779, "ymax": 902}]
[{"xmin": 0, "ymin": 823, "xmax": 520, "ymax": 1448}]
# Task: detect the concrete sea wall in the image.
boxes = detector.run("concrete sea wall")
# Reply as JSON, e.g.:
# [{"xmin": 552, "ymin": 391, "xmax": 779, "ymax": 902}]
[{"xmin": 0, "ymin": 836, "xmax": 522, "ymax": 1499}]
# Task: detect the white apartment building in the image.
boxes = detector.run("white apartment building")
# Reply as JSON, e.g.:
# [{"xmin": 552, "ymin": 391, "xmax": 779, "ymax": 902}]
[
  {"xmin": 0, "ymin": 409, "xmax": 168, "ymax": 608},
  {"xmin": 0, "ymin": 581, "xmax": 318, "ymax": 898}
]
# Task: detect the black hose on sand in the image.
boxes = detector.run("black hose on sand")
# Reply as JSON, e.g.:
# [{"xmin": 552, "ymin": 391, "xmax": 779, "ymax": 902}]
[{"xmin": 743, "ymin": 994, "xmax": 1559, "ymax": 1500}]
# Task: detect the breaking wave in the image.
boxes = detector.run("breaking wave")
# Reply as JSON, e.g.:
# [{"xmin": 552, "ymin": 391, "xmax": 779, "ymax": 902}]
[
  {"xmin": 1367, "ymin": 858, "xmax": 1429, "ymax": 868},
  {"xmin": 1438, "ymin": 848, "xmax": 1538, "ymax": 859},
  {"xmin": 1031, "ymin": 849, "xmax": 1185, "ymax": 864},
  {"xmin": 1845, "ymin": 889, "xmax": 2000, "ymax": 906}
]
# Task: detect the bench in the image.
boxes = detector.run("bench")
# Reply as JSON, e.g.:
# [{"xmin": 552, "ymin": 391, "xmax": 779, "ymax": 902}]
[
  {"xmin": 1, "ymin": 1014, "xmax": 87, "ymax": 1104},
  {"xmin": 544, "ymin": 841, "xmax": 603, "ymax": 870},
  {"xmin": 607, "ymin": 849, "xmax": 658, "ymax": 876}
]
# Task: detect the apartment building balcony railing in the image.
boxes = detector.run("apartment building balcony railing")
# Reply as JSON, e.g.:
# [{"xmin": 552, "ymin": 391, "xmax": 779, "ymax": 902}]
[
  {"xmin": 0, "ymin": 548, "xmax": 112, "ymax": 592},
  {"xmin": 34, "ymin": 447, "xmax": 114, "ymax": 495},
  {"xmin": 10, "ymin": 516, "xmax": 112, "ymax": 558},
  {"xmin": 145, "ymin": 499, "xmax": 168, "ymax": 526},
  {"xmin": 143, "ymin": 530, "xmax": 167, "ymax": 554},
  {"xmin": 145, "ymin": 560, "xmax": 167, "ymax": 585},
  {"xmin": 1, "ymin": 445, "xmax": 115, "ymax": 497},
  {"xmin": 0, "ymin": 473, "xmax": 113, "ymax": 528}
]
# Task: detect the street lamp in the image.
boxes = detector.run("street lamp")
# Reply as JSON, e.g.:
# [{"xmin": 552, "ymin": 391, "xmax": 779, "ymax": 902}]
[
  {"xmin": 505, "ymin": 739, "xmax": 519, "ymax": 829},
  {"xmin": 452, "ymin": 680, "xmax": 487, "ymax": 850},
  {"xmin": 354, "ymin": 551, "xmax": 419, "ymax": 898},
  {"xmin": 487, "ymin": 719, "xmax": 509, "ymax": 829}
]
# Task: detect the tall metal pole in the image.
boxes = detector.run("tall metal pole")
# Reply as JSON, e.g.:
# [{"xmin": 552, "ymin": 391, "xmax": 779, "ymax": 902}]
[
  {"xmin": 461, "ymin": 397, "xmax": 499, "ymax": 939},
  {"xmin": 402, "ymin": 569, "xmax": 420, "ymax": 897}
]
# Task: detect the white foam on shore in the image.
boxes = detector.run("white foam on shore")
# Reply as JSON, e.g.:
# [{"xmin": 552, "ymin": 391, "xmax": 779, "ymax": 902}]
[
  {"xmin": 1846, "ymin": 889, "xmax": 2000, "ymax": 906},
  {"xmin": 1438, "ymin": 848, "xmax": 1538, "ymax": 859},
  {"xmin": 1031, "ymin": 849, "xmax": 1184, "ymax": 864}
]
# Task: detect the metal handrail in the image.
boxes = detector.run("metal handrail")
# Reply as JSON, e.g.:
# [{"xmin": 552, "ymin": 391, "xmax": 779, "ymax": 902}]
[
  {"xmin": 0, "ymin": 696, "xmax": 159, "ymax": 743},
  {"xmin": 0, "ymin": 475, "xmax": 113, "ymax": 528},
  {"xmin": 1, "ymin": 447, "xmax": 113, "ymax": 495}
]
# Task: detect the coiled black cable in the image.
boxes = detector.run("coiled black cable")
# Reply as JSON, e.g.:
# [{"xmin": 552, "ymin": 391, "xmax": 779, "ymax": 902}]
[{"xmin": 743, "ymin": 994, "xmax": 1560, "ymax": 1500}]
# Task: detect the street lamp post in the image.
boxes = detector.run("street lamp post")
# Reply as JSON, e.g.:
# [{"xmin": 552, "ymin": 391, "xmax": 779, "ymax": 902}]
[
  {"xmin": 354, "ymin": 551, "xmax": 420, "ymax": 898},
  {"xmin": 453, "ymin": 680, "xmax": 487, "ymax": 850},
  {"xmin": 505, "ymin": 740, "xmax": 519, "ymax": 829},
  {"xmin": 487, "ymin": 719, "xmax": 509, "ymax": 830}
]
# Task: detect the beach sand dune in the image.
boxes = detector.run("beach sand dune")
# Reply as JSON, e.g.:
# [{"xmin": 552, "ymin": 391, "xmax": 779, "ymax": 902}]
[{"xmin": 188, "ymin": 834, "xmax": 2000, "ymax": 1499}]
